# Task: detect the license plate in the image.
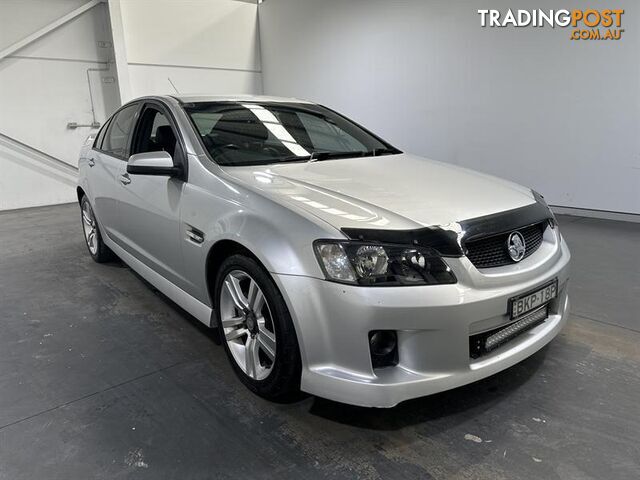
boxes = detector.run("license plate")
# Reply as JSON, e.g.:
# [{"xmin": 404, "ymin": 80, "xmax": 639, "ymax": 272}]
[{"xmin": 509, "ymin": 279, "xmax": 558, "ymax": 320}]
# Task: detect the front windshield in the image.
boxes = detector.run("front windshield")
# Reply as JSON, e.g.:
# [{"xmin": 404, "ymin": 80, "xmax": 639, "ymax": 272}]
[{"xmin": 183, "ymin": 101, "xmax": 400, "ymax": 166}]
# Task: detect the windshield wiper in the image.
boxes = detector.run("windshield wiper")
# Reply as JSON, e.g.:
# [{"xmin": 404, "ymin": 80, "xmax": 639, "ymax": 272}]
[
  {"xmin": 367, "ymin": 147, "xmax": 399, "ymax": 156},
  {"xmin": 274, "ymin": 155, "xmax": 312, "ymax": 163},
  {"xmin": 308, "ymin": 151, "xmax": 368, "ymax": 163},
  {"xmin": 236, "ymin": 148, "xmax": 400, "ymax": 166},
  {"xmin": 308, "ymin": 148, "xmax": 399, "ymax": 162}
]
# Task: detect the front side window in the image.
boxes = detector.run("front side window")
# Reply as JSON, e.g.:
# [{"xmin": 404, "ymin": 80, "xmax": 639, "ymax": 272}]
[
  {"xmin": 183, "ymin": 102, "xmax": 399, "ymax": 166},
  {"xmin": 131, "ymin": 106, "xmax": 178, "ymax": 159},
  {"xmin": 102, "ymin": 104, "xmax": 138, "ymax": 158}
]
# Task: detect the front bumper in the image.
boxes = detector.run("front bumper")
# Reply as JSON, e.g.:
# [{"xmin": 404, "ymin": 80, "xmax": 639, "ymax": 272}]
[{"xmin": 274, "ymin": 231, "xmax": 571, "ymax": 408}]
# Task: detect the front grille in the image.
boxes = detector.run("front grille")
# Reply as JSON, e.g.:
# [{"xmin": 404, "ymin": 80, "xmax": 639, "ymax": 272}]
[
  {"xmin": 465, "ymin": 222, "xmax": 546, "ymax": 268},
  {"xmin": 469, "ymin": 305, "xmax": 549, "ymax": 359}
]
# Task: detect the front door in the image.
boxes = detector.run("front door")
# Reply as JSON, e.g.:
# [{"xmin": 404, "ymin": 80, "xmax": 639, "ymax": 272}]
[{"xmin": 115, "ymin": 102, "xmax": 188, "ymax": 290}]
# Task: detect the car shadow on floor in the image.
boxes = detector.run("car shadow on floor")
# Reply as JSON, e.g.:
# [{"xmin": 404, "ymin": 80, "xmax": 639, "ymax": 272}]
[
  {"xmin": 120, "ymin": 259, "xmax": 222, "ymax": 345},
  {"xmin": 305, "ymin": 347, "xmax": 548, "ymax": 431}
]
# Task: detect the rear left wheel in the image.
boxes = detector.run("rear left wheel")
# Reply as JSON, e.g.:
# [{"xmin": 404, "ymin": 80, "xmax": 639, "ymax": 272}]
[{"xmin": 80, "ymin": 196, "xmax": 114, "ymax": 263}]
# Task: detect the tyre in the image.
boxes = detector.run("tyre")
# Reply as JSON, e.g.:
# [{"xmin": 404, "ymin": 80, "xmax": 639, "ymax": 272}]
[
  {"xmin": 215, "ymin": 254, "xmax": 302, "ymax": 401},
  {"xmin": 80, "ymin": 195, "xmax": 114, "ymax": 263}
]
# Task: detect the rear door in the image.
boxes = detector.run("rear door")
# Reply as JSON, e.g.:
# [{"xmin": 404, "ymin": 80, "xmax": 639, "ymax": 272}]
[
  {"xmin": 88, "ymin": 103, "xmax": 140, "ymax": 240},
  {"xmin": 114, "ymin": 101, "xmax": 189, "ymax": 289}
]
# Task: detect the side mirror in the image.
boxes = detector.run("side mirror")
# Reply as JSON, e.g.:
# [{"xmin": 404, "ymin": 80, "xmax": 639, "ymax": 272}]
[{"xmin": 127, "ymin": 151, "xmax": 182, "ymax": 177}]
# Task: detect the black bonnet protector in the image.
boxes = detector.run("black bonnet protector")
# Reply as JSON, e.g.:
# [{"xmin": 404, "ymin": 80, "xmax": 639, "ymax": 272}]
[{"xmin": 341, "ymin": 200, "xmax": 554, "ymax": 257}]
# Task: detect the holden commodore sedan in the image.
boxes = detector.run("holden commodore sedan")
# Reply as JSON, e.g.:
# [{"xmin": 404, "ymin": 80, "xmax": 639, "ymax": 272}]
[{"xmin": 77, "ymin": 95, "xmax": 570, "ymax": 407}]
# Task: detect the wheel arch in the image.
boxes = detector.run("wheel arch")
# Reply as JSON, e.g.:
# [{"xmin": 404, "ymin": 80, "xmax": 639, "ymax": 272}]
[{"xmin": 205, "ymin": 239, "xmax": 264, "ymax": 309}]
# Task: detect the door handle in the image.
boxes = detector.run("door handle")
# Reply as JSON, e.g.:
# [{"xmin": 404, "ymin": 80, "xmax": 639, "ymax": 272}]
[
  {"xmin": 88, "ymin": 158, "xmax": 96, "ymax": 167},
  {"xmin": 119, "ymin": 173, "xmax": 131, "ymax": 185}
]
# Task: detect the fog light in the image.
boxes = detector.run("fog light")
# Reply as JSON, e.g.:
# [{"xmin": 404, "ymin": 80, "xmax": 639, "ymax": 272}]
[{"xmin": 369, "ymin": 330, "xmax": 398, "ymax": 369}]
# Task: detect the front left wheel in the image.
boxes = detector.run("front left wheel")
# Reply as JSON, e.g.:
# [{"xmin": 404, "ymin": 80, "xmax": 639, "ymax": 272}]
[
  {"xmin": 80, "ymin": 195, "xmax": 114, "ymax": 263},
  {"xmin": 215, "ymin": 254, "xmax": 302, "ymax": 401}
]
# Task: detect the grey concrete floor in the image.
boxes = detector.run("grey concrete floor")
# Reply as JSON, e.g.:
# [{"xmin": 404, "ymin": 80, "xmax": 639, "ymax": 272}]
[{"xmin": 0, "ymin": 203, "xmax": 638, "ymax": 480}]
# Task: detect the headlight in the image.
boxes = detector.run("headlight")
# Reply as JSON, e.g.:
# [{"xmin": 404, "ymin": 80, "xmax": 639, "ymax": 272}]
[{"xmin": 314, "ymin": 241, "xmax": 457, "ymax": 286}]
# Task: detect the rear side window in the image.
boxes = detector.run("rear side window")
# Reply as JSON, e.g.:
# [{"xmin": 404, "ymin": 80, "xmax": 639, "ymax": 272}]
[
  {"xmin": 102, "ymin": 104, "xmax": 138, "ymax": 158},
  {"xmin": 93, "ymin": 119, "xmax": 110, "ymax": 149}
]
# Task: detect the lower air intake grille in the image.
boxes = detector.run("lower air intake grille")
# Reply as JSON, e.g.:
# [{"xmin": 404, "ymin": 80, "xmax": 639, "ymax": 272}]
[
  {"xmin": 465, "ymin": 222, "xmax": 546, "ymax": 268},
  {"xmin": 469, "ymin": 306, "xmax": 549, "ymax": 359}
]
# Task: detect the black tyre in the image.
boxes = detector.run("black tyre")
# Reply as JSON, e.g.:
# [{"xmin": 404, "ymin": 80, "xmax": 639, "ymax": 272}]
[
  {"xmin": 215, "ymin": 254, "xmax": 302, "ymax": 401},
  {"xmin": 80, "ymin": 195, "xmax": 114, "ymax": 263}
]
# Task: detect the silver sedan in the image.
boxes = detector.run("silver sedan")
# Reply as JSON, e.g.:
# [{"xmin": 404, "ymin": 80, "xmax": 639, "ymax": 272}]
[{"xmin": 77, "ymin": 95, "xmax": 570, "ymax": 407}]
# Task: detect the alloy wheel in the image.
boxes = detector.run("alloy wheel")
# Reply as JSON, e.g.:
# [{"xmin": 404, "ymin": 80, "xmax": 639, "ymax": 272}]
[
  {"xmin": 219, "ymin": 270, "xmax": 277, "ymax": 380},
  {"xmin": 81, "ymin": 200, "xmax": 98, "ymax": 255}
]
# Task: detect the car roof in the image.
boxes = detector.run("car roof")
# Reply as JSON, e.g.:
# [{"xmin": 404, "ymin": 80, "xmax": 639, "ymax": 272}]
[{"xmin": 168, "ymin": 94, "xmax": 313, "ymax": 104}]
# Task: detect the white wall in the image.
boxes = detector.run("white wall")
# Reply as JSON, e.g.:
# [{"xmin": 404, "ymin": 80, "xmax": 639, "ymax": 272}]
[
  {"xmin": 113, "ymin": 0, "xmax": 262, "ymax": 100},
  {"xmin": 259, "ymin": 0, "xmax": 640, "ymax": 215},
  {"xmin": 0, "ymin": 0, "xmax": 262, "ymax": 211},
  {"xmin": 0, "ymin": 0, "xmax": 120, "ymax": 210}
]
